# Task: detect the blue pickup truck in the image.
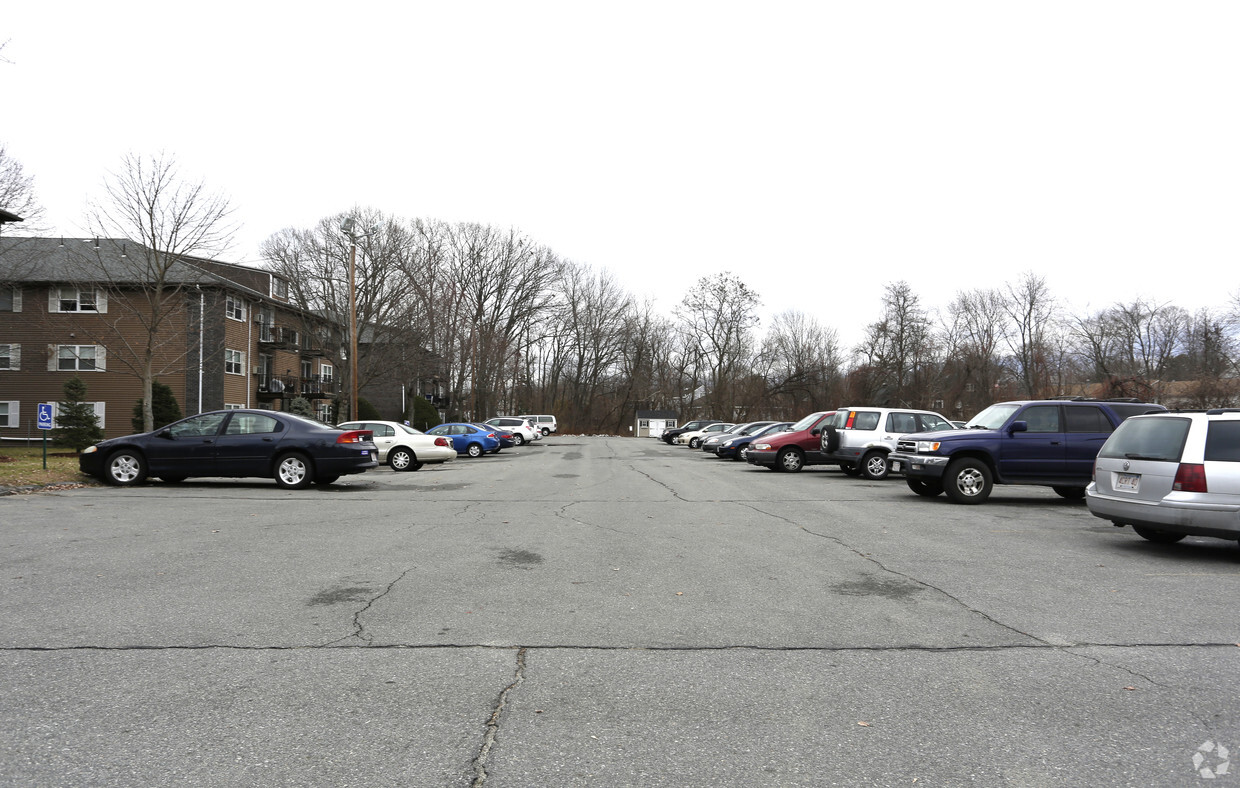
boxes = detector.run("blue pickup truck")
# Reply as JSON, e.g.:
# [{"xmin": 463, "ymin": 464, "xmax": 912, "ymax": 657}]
[{"xmin": 886, "ymin": 398, "xmax": 1167, "ymax": 504}]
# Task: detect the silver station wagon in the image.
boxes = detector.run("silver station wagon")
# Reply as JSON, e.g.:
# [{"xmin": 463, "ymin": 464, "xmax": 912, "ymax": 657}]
[{"xmin": 1086, "ymin": 409, "xmax": 1240, "ymax": 545}]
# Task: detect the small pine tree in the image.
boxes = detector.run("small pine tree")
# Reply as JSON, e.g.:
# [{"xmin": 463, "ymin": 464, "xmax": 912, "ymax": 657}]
[
  {"xmin": 408, "ymin": 395, "xmax": 441, "ymax": 432},
  {"xmin": 286, "ymin": 396, "xmax": 315, "ymax": 418},
  {"xmin": 357, "ymin": 397, "xmax": 381, "ymax": 420},
  {"xmin": 52, "ymin": 376, "xmax": 105, "ymax": 453},
  {"xmin": 132, "ymin": 380, "xmax": 183, "ymax": 432}
]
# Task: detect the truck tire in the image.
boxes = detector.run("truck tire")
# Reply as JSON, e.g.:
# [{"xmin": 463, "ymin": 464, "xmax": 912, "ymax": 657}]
[{"xmin": 943, "ymin": 458, "xmax": 993, "ymax": 504}]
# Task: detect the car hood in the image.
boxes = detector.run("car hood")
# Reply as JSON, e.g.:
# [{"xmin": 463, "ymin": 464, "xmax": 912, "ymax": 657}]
[{"xmin": 901, "ymin": 427, "xmax": 989, "ymax": 442}]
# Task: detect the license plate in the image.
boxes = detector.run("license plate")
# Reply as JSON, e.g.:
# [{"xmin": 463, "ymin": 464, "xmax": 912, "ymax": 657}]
[
  {"xmin": 890, "ymin": 460, "xmax": 902, "ymax": 472},
  {"xmin": 1115, "ymin": 472, "xmax": 1140, "ymax": 492}
]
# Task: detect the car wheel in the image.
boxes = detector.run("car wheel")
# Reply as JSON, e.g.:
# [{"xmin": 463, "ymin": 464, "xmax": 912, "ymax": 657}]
[
  {"xmin": 541, "ymin": 427, "xmax": 550, "ymax": 436},
  {"xmin": 738, "ymin": 446, "xmax": 750, "ymax": 462},
  {"xmin": 105, "ymin": 450, "xmax": 147, "ymax": 486},
  {"xmin": 274, "ymin": 452, "xmax": 314, "ymax": 489},
  {"xmin": 943, "ymin": 458, "xmax": 992, "ymax": 504},
  {"xmin": 411, "ymin": 461, "xmax": 424, "ymax": 471},
  {"xmin": 861, "ymin": 451, "xmax": 890, "ymax": 480},
  {"xmin": 1052, "ymin": 485, "xmax": 1086, "ymax": 500},
  {"xmin": 778, "ymin": 448, "xmax": 804, "ymax": 473},
  {"xmin": 840, "ymin": 464, "xmax": 861, "ymax": 477},
  {"xmin": 1133, "ymin": 525, "xmax": 1187, "ymax": 544},
  {"xmin": 688, "ymin": 437, "xmax": 701, "ymax": 449},
  {"xmin": 467, "ymin": 443, "xmax": 484, "ymax": 458},
  {"xmin": 513, "ymin": 434, "xmax": 525, "ymax": 446},
  {"xmin": 389, "ymin": 447, "xmax": 417, "ymax": 472},
  {"xmin": 906, "ymin": 477, "xmax": 944, "ymax": 497},
  {"xmin": 315, "ymin": 475, "xmax": 339, "ymax": 485},
  {"xmin": 159, "ymin": 476, "xmax": 186, "ymax": 484}
]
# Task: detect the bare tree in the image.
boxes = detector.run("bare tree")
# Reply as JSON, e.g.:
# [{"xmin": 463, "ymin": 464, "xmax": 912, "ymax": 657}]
[
  {"xmin": 757, "ymin": 310, "xmax": 842, "ymax": 416},
  {"xmin": 0, "ymin": 144, "xmax": 47, "ymax": 233},
  {"xmin": 853, "ymin": 281, "xmax": 939, "ymax": 406},
  {"xmin": 1001, "ymin": 272, "xmax": 1057, "ymax": 398},
  {"xmin": 941, "ymin": 288, "xmax": 1007, "ymax": 417},
  {"xmin": 81, "ymin": 153, "xmax": 235, "ymax": 431},
  {"xmin": 674, "ymin": 272, "xmax": 760, "ymax": 418}
]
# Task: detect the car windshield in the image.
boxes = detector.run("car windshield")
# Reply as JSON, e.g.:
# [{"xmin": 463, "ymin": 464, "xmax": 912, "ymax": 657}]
[
  {"xmin": 397, "ymin": 424, "xmax": 423, "ymax": 435},
  {"xmin": 1098, "ymin": 417, "xmax": 1190, "ymax": 462},
  {"xmin": 965, "ymin": 404, "xmax": 1021, "ymax": 430},
  {"xmin": 755, "ymin": 423, "xmax": 788, "ymax": 436},
  {"xmin": 789, "ymin": 412, "xmax": 826, "ymax": 432}
]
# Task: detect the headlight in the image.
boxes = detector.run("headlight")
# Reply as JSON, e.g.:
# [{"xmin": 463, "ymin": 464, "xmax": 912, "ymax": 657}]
[
  {"xmin": 916, "ymin": 441, "xmax": 941, "ymax": 453},
  {"xmin": 82, "ymin": 445, "xmax": 98, "ymax": 454},
  {"xmin": 753, "ymin": 443, "xmax": 771, "ymax": 451},
  {"xmin": 723, "ymin": 440, "xmax": 733, "ymax": 447}
]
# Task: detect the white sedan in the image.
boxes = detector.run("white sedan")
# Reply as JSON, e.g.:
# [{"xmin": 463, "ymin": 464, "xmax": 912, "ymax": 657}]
[{"xmin": 336, "ymin": 420, "xmax": 456, "ymax": 471}]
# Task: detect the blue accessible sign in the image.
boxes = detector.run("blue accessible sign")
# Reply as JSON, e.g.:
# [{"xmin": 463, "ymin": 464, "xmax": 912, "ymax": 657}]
[{"xmin": 37, "ymin": 403, "xmax": 53, "ymax": 430}]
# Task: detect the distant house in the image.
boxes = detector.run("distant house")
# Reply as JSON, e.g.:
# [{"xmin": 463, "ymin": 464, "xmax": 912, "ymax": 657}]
[
  {"xmin": 0, "ymin": 237, "xmax": 344, "ymax": 439},
  {"xmin": 635, "ymin": 409, "xmax": 677, "ymax": 438}
]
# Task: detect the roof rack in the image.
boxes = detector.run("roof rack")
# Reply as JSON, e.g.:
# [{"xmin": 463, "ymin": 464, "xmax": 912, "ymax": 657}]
[{"xmin": 1049, "ymin": 396, "xmax": 1141, "ymax": 402}]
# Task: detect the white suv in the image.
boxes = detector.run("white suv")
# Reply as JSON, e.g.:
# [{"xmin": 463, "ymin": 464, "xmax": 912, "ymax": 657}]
[
  {"xmin": 822, "ymin": 407, "xmax": 954, "ymax": 480},
  {"xmin": 519, "ymin": 414, "xmax": 557, "ymax": 436},
  {"xmin": 1087, "ymin": 409, "xmax": 1240, "ymax": 546},
  {"xmin": 484, "ymin": 417, "xmax": 539, "ymax": 446}
]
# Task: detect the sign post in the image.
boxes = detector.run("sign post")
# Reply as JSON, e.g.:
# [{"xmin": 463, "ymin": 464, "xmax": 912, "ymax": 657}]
[{"xmin": 37, "ymin": 403, "xmax": 53, "ymax": 470}]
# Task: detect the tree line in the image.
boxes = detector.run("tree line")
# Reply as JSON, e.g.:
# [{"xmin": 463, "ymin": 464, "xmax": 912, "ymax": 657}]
[{"xmin": 262, "ymin": 210, "xmax": 1240, "ymax": 431}]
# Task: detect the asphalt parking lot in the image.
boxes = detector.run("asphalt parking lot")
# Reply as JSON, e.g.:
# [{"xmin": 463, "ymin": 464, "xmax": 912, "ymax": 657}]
[{"xmin": 3, "ymin": 436, "xmax": 1239, "ymax": 786}]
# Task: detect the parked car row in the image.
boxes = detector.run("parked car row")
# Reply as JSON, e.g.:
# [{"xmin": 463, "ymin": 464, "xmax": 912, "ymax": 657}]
[
  {"xmin": 663, "ymin": 398, "xmax": 1240, "ymax": 551},
  {"xmin": 80, "ymin": 410, "xmax": 553, "ymax": 489}
]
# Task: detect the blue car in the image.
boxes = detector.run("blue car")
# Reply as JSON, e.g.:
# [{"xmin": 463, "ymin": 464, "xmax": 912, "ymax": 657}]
[
  {"xmin": 426, "ymin": 423, "xmax": 501, "ymax": 457},
  {"xmin": 474, "ymin": 424, "xmax": 515, "ymax": 451}
]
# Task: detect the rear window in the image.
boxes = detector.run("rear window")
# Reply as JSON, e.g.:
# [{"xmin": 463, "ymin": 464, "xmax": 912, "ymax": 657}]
[
  {"xmin": 1204, "ymin": 421, "xmax": 1240, "ymax": 462},
  {"xmin": 1098, "ymin": 417, "xmax": 1190, "ymax": 462},
  {"xmin": 848, "ymin": 411, "xmax": 881, "ymax": 430}
]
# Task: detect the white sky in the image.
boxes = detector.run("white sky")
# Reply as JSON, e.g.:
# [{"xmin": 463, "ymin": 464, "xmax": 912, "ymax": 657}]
[{"xmin": 4, "ymin": 1, "xmax": 1238, "ymax": 350}]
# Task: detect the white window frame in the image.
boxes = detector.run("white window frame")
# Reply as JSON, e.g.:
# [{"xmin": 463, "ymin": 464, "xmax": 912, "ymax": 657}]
[
  {"xmin": 320, "ymin": 363, "xmax": 334, "ymax": 383},
  {"xmin": 226, "ymin": 295, "xmax": 246, "ymax": 322},
  {"xmin": 224, "ymin": 403, "xmax": 246, "ymax": 410},
  {"xmin": 0, "ymin": 401, "xmax": 17, "ymax": 428},
  {"xmin": 49, "ymin": 286, "xmax": 105, "ymax": 313},
  {"xmin": 0, "ymin": 343, "xmax": 18, "ymax": 371},
  {"xmin": 51, "ymin": 344, "xmax": 105, "ymax": 372},
  {"xmin": 315, "ymin": 402, "xmax": 332, "ymax": 423},
  {"xmin": 224, "ymin": 349, "xmax": 245, "ymax": 375},
  {"xmin": 49, "ymin": 401, "xmax": 106, "ymax": 429}
]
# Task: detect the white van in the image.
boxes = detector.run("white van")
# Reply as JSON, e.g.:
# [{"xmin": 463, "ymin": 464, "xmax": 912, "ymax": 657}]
[{"xmin": 519, "ymin": 414, "xmax": 558, "ymax": 435}]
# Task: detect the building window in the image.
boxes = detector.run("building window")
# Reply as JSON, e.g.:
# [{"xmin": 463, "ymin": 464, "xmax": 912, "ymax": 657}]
[
  {"xmin": 0, "ymin": 287, "xmax": 20, "ymax": 312},
  {"xmin": 225, "ymin": 349, "xmax": 245, "ymax": 375},
  {"xmin": 226, "ymin": 296, "xmax": 246, "ymax": 322},
  {"xmin": 0, "ymin": 343, "xmax": 17, "ymax": 370},
  {"xmin": 0, "ymin": 401, "xmax": 16, "ymax": 428},
  {"xmin": 320, "ymin": 363, "xmax": 334, "ymax": 383},
  {"xmin": 272, "ymin": 278, "xmax": 288, "ymax": 299},
  {"xmin": 224, "ymin": 403, "xmax": 245, "ymax": 410},
  {"xmin": 49, "ymin": 401, "xmax": 105, "ymax": 429},
  {"xmin": 57, "ymin": 345, "xmax": 98, "ymax": 371},
  {"xmin": 315, "ymin": 402, "xmax": 333, "ymax": 423},
  {"xmin": 53, "ymin": 286, "xmax": 101, "ymax": 313}
]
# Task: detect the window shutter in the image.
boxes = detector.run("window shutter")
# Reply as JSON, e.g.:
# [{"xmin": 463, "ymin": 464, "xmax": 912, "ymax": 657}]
[
  {"xmin": 11, "ymin": 288, "xmax": 21, "ymax": 312},
  {"xmin": 9, "ymin": 344, "xmax": 18, "ymax": 370},
  {"xmin": 95, "ymin": 290, "xmax": 108, "ymax": 314},
  {"xmin": 47, "ymin": 344, "xmax": 59, "ymax": 372},
  {"xmin": 48, "ymin": 288, "xmax": 60, "ymax": 313},
  {"xmin": 49, "ymin": 402, "xmax": 60, "ymax": 429},
  {"xmin": 95, "ymin": 346, "xmax": 106, "ymax": 371},
  {"xmin": 2, "ymin": 402, "xmax": 16, "ymax": 428},
  {"xmin": 93, "ymin": 401, "xmax": 106, "ymax": 428}
]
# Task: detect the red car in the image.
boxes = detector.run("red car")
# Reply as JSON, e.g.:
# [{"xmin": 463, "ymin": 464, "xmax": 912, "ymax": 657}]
[{"xmin": 744, "ymin": 411, "xmax": 837, "ymax": 473}]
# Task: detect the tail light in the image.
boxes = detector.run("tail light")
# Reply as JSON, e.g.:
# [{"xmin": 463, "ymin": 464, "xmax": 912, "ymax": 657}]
[
  {"xmin": 1173, "ymin": 463, "xmax": 1207, "ymax": 493},
  {"xmin": 434, "ymin": 437, "xmax": 451, "ymax": 448},
  {"xmin": 845, "ymin": 411, "xmax": 856, "ymax": 429},
  {"xmin": 487, "ymin": 432, "xmax": 497, "ymax": 439},
  {"xmin": 336, "ymin": 430, "xmax": 373, "ymax": 444}
]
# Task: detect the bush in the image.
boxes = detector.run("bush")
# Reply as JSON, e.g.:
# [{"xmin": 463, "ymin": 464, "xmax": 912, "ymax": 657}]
[
  {"xmin": 357, "ymin": 397, "xmax": 381, "ymax": 420},
  {"xmin": 52, "ymin": 377, "xmax": 105, "ymax": 453},
  {"xmin": 286, "ymin": 397, "xmax": 315, "ymax": 418},
  {"xmin": 132, "ymin": 380, "xmax": 183, "ymax": 432},
  {"xmin": 408, "ymin": 395, "xmax": 441, "ymax": 432}
]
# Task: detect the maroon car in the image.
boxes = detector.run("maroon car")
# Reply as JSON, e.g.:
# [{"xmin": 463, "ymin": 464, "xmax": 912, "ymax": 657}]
[{"xmin": 744, "ymin": 410, "xmax": 837, "ymax": 473}]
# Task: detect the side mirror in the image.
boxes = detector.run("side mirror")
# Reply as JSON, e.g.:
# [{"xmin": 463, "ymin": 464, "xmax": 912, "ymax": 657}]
[
  {"xmin": 158, "ymin": 429, "xmax": 174, "ymax": 439},
  {"xmin": 1009, "ymin": 421, "xmax": 1028, "ymax": 434},
  {"xmin": 811, "ymin": 428, "xmax": 821, "ymax": 436}
]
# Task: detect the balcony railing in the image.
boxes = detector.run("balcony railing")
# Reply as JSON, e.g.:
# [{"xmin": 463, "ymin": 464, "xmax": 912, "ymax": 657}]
[{"xmin": 256, "ymin": 374, "xmax": 339, "ymax": 399}]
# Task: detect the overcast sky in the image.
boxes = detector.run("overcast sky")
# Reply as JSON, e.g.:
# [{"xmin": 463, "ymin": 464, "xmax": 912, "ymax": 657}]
[{"xmin": 5, "ymin": 1, "xmax": 1238, "ymax": 349}]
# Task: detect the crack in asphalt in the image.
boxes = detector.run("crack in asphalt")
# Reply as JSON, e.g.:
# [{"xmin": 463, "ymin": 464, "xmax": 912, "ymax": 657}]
[
  {"xmin": 625, "ymin": 464, "xmax": 690, "ymax": 502},
  {"xmin": 735, "ymin": 501, "xmax": 1051, "ymax": 647},
  {"xmin": 4, "ymin": 642, "xmax": 1235, "ymax": 653},
  {"xmin": 318, "ymin": 568, "xmax": 416, "ymax": 647},
  {"xmin": 553, "ymin": 502, "xmax": 638, "ymax": 536},
  {"xmin": 470, "ymin": 647, "xmax": 526, "ymax": 787}
]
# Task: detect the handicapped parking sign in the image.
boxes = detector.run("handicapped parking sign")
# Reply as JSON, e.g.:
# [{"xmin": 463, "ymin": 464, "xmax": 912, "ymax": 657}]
[{"xmin": 37, "ymin": 403, "xmax": 53, "ymax": 430}]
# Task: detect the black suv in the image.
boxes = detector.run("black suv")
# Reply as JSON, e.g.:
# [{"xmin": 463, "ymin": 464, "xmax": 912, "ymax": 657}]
[{"xmin": 886, "ymin": 398, "xmax": 1167, "ymax": 504}]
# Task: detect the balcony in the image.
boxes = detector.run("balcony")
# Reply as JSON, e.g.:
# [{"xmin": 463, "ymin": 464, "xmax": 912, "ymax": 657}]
[{"xmin": 256, "ymin": 374, "xmax": 339, "ymax": 400}]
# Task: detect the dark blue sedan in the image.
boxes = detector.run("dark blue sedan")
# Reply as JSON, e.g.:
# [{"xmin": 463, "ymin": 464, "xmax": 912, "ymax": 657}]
[
  {"xmin": 717, "ymin": 421, "xmax": 794, "ymax": 461},
  {"xmin": 426, "ymin": 423, "xmax": 502, "ymax": 457},
  {"xmin": 79, "ymin": 410, "xmax": 379, "ymax": 488}
]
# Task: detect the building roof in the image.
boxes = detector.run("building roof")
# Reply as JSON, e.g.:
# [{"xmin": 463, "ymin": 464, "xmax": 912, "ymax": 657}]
[
  {"xmin": 0, "ymin": 236, "xmax": 277, "ymax": 301},
  {"xmin": 0, "ymin": 209, "xmax": 23, "ymax": 224},
  {"xmin": 636, "ymin": 409, "xmax": 677, "ymax": 419}
]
